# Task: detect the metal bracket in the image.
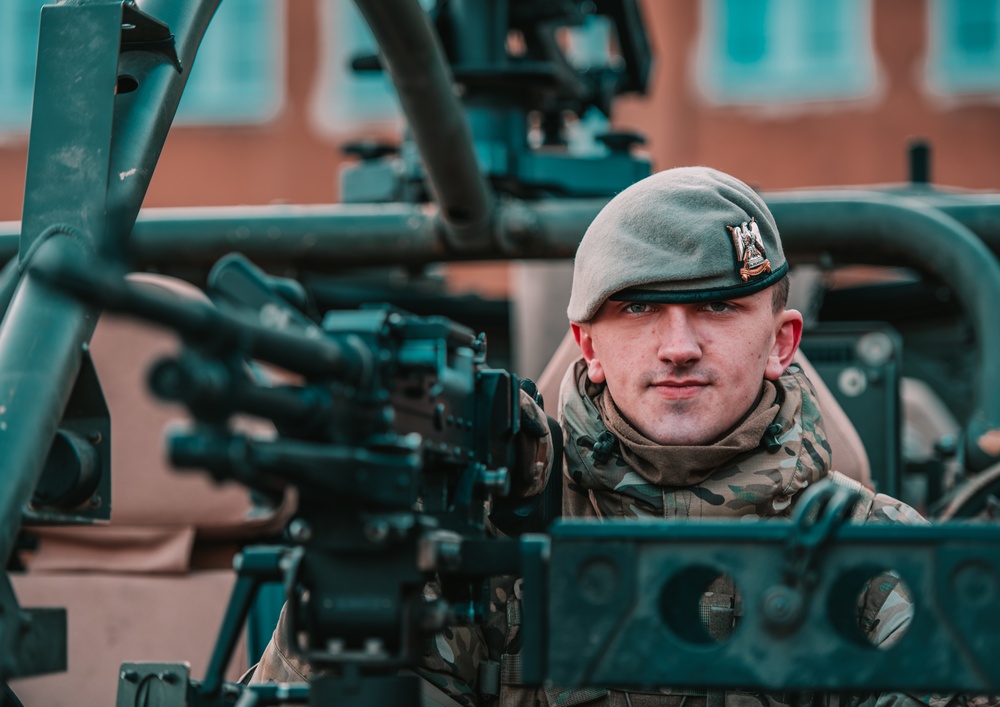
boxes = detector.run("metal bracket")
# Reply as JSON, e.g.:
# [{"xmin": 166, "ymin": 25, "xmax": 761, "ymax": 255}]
[
  {"xmin": 782, "ymin": 483, "xmax": 860, "ymax": 586},
  {"xmin": 0, "ymin": 575, "xmax": 66, "ymax": 681},
  {"xmin": 22, "ymin": 350, "xmax": 112, "ymax": 525},
  {"xmin": 121, "ymin": 2, "xmax": 182, "ymax": 71},
  {"xmin": 116, "ymin": 662, "xmax": 189, "ymax": 707},
  {"xmin": 544, "ymin": 520, "xmax": 1000, "ymax": 692},
  {"xmin": 759, "ymin": 484, "xmax": 861, "ymax": 636}
]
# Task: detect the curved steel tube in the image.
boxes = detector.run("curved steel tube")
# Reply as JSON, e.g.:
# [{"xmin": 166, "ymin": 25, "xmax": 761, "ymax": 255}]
[
  {"xmin": 352, "ymin": 0, "xmax": 495, "ymax": 250},
  {"xmin": 7, "ymin": 190, "xmax": 1000, "ymax": 267},
  {"xmin": 916, "ymin": 195, "xmax": 1000, "ymax": 257},
  {"xmin": 765, "ymin": 190, "xmax": 1000, "ymax": 471},
  {"xmin": 103, "ymin": 0, "xmax": 223, "ymax": 253}
]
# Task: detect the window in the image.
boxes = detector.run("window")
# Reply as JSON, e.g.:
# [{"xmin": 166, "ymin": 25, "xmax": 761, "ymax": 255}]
[
  {"xmin": 175, "ymin": 0, "xmax": 284, "ymax": 124},
  {"xmin": 0, "ymin": 0, "xmax": 47, "ymax": 132},
  {"xmin": 0, "ymin": 0, "xmax": 282, "ymax": 133},
  {"xmin": 314, "ymin": 0, "xmax": 404, "ymax": 133},
  {"xmin": 697, "ymin": 0, "xmax": 876, "ymax": 105},
  {"xmin": 927, "ymin": 0, "xmax": 1000, "ymax": 95}
]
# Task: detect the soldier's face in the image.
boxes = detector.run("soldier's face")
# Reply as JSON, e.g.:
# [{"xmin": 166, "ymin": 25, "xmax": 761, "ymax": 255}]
[{"xmin": 572, "ymin": 289, "xmax": 802, "ymax": 446}]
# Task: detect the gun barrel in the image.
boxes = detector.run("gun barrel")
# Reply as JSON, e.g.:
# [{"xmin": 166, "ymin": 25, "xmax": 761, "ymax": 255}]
[
  {"xmin": 149, "ymin": 355, "xmax": 334, "ymax": 432},
  {"xmin": 39, "ymin": 256, "xmax": 368, "ymax": 380}
]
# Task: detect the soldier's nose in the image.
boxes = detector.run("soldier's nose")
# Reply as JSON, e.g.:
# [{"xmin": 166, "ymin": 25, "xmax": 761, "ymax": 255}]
[{"xmin": 655, "ymin": 310, "xmax": 702, "ymax": 366}]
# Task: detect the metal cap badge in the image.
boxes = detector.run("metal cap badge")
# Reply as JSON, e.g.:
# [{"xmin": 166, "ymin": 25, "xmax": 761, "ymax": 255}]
[{"xmin": 727, "ymin": 217, "xmax": 772, "ymax": 282}]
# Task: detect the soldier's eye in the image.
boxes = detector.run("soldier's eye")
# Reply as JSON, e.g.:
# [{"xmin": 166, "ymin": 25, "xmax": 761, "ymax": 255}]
[
  {"xmin": 706, "ymin": 301, "xmax": 732, "ymax": 313},
  {"xmin": 624, "ymin": 303, "xmax": 652, "ymax": 314}
]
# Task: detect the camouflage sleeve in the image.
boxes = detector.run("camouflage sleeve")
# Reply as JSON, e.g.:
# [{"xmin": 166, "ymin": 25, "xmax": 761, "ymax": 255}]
[
  {"xmin": 860, "ymin": 493, "xmax": 927, "ymax": 650},
  {"xmin": 413, "ymin": 623, "xmax": 489, "ymax": 707},
  {"xmin": 859, "ymin": 574, "xmax": 960, "ymax": 707},
  {"xmin": 865, "ymin": 580, "xmax": 912, "ymax": 649},
  {"xmin": 413, "ymin": 580, "xmax": 490, "ymax": 707},
  {"xmin": 414, "ymin": 394, "xmax": 552, "ymax": 707},
  {"xmin": 867, "ymin": 493, "xmax": 929, "ymax": 526},
  {"xmin": 859, "ymin": 496, "xmax": 1000, "ymax": 707},
  {"xmin": 414, "ymin": 575, "xmax": 545, "ymax": 707}
]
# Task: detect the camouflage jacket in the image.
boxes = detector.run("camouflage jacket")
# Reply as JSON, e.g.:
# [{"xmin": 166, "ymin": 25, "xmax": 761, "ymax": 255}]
[
  {"xmin": 537, "ymin": 359, "xmax": 939, "ymax": 707},
  {"xmin": 561, "ymin": 360, "xmax": 831, "ymax": 521}
]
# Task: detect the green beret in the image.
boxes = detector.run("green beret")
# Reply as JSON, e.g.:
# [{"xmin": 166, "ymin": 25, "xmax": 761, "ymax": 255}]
[{"xmin": 567, "ymin": 166, "xmax": 787, "ymax": 323}]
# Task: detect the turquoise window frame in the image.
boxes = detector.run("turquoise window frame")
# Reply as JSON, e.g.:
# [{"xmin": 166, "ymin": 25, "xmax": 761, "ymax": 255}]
[
  {"xmin": 0, "ymin": 0, "xmax": 282, "ymax": 133},
  {"xmin": 0, "ymin": 0, "xmax": 48, "ymax": 132},
  {"xmin": 175, "ymin": 0, "xmax": 284, "ymax": 125},
  {"xmin": 315, "ymin": 0, "xmax": 405, "ymax": 133},
  {"xmin": 697, "ymin": 0, "xmax": 876, "ymax": 105},
  {"xmin": 927, "ymin": 0, "xmax": 1000, "ymax": 95}
]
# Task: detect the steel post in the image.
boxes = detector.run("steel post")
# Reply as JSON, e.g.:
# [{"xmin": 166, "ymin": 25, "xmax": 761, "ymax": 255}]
[
  {"xmin": 0, "ymin": 199, "xmax": 600, "ymax": 271},
  {"xmin": 0, "ymin": 1, "xmax": 122, "ymax": 569},
  {"xmin": 0, "ymin": 0, "xmax": 221, "ymax": 566},
  {"xmin": 104, "ymin": 0, "xmax": 222, "ymax": 253}
]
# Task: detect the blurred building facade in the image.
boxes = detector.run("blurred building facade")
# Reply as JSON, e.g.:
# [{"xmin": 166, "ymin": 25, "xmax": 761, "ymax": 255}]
[{"xmin": 1, "ymin": 0, "xmax": 999, "ymax": 302}]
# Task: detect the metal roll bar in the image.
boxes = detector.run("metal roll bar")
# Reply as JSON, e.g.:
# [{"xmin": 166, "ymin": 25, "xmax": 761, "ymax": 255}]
[
  {"xmin": 353, "ymin": 0, "xmax": 496, "ymax": 251},
  {"xmin": 767, "ymin": 190, "xmax": 1000, "ymax": 472}
]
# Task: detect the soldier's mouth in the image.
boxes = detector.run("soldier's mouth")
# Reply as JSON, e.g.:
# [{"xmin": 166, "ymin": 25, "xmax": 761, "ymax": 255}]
[{"xmin": 650, "ymin": 380, "xmax": 707, "ymax": 399}]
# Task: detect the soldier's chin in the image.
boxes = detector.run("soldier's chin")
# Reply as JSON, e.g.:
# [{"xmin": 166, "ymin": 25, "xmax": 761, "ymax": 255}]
[{"xmin": 643, "ymin": 421, "xmax": 717, "ymax": 447}]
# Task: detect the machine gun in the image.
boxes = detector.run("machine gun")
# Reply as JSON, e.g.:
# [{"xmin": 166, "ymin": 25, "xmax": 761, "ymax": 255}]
[{"xmin": 38, "ymin": 250, "xmax": 558, "ymax": 706}]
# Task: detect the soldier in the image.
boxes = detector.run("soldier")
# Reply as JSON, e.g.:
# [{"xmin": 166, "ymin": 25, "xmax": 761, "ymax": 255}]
[
  {"xmin": 560, "ymin": 166, "xmax": 900, "ymax": 522},
  {"xmin": 251, "ymin": 167, "xmax": 939, "ymax": 707},
  {"xmin": 532, "ymin": 166, "xmax": 931, "ymax": 707},
  {"xmin": 475, "ymin": 166, "xmax": 935, "ymax": 707}
]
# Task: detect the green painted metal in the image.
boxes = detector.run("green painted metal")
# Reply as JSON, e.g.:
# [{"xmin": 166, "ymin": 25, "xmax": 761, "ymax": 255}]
[
  {"xmin": 21, "ymin": 351, "xmax": 112, "ymax": 524},
  {"xmin": 5, "ymin": 0, "xmax": 1000, "ymax": 701},
  {"xmin": 3, "ymin": 194, "xmax": 1000, "ymax": 483},
  {"xmin": 17, "ymin": 2, "xmax": 120, "ymax": 262},
  {"xmin": 533, "ymin": 518, "xmax": 1000, "ymax": 691},
  {"xmin": 8, "ymin": 192, "xmax": 1000, "ymax": 475},
  {"xmin": 0, "ymin": 574, "xmax": 66, "ymax": 680},
  {"xmin": 0, "ymin": 0, "xmax": 122, "ymax": 574},
  {"xmin": 765, "ymin": 191, "xmax": 1000, "ymax": 472},
  {"xmin": 0, "ymin": 0, "xmax": 222, "ymax": 567},
  {"xmin": 4, "ymin": 192, "xmax": 1000, "ymax": 272},
  {"xmin": 103, "ymin": 0, "xmax": 221, "ymax": 254},
  {"xmin": 0, "ymin": 0, "xmax": 222, "ymax": 692},
  {"xmin": 354, "ymin": 0, "xmax": 495, "ymax": 250}
]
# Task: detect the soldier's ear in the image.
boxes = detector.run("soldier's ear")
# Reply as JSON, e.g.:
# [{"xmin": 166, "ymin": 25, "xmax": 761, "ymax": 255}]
[
  {"xmin": 572, "ymin": 322, "xmax": 606, "ymax": 384},
  {"xmin": 764, "ymin": 309, "xmax": 803, "ymax": 381}
]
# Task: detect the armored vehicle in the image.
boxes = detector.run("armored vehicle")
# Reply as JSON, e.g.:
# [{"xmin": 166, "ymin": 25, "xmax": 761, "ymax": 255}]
[{"xmin": 2, "ymin": 1, "xmax": 1000, "ymax": 705}]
